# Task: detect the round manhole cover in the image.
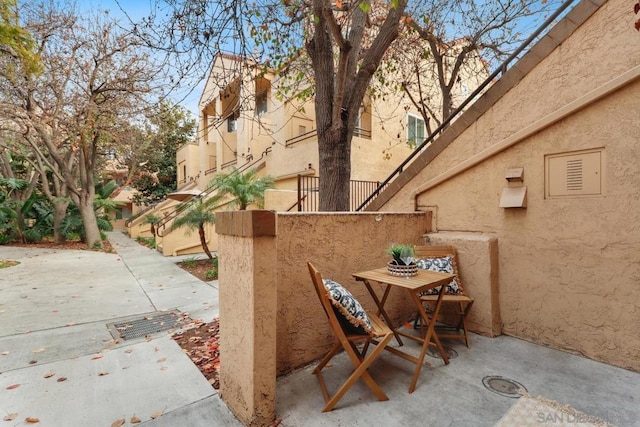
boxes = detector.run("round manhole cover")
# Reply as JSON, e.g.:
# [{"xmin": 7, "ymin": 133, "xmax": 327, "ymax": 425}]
[
  {"xmin": 426, "ymin": 346, "xmax": 458, "ymax": 359},
  {"xmin": 482, "ymin": 376, "xmax": 527, "ymax": 398}
]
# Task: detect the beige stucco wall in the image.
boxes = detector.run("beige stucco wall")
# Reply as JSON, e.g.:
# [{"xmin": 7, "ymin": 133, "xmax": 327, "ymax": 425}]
[
  {"xmin": 381, "ymin": 0, "xmax": 640, "ymax": 371},
  {"xmin": 176, "ymin": 142, "xmax": 200, "ymax": 187},
  {"xmin": 273, "ymin": 212, "xmax": 433, "ymax": 375},
  {"xmin": 217, "ymin": 211, "xmax": 277, "ymax": 426}
]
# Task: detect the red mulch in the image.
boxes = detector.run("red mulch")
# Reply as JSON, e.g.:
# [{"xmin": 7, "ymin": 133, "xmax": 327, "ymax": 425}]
[
  {"xmin": 171, "ymin": 319, "xmax": 220, "ymax": 389},
  {"xmin": 7, "ymin": 237, "xmax": 116, "ymax": 253}
]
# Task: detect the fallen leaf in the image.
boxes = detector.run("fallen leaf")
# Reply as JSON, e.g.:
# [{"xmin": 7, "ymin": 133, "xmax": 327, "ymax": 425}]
[
  {"xmin": 91, "ymin": 354, "xmax": 103, "ymax": 360},
  {"xmin": 56, "ymin": 377, "xmax": 67, "ymax": 382},
  {"xmin": 29, "ymin": 360, "xmax": 37, "ymax": 364},
  {"xmin": 160, "ymin": 366, "xmax": 168, "ymax": 371},
  {"xmin": 130, "ymin": 416, "xmax": 141, "ymax": 423},
  {"xmin": 111, "ymin": 419, "xmax": 125, "ymax": 427},
  {"xmin": 6, "ymin": 384, "xmax": 20, "ymax": 390},
  {"xmin": 44, "ymin": 371, "xmax": 55, "ymax": 378},
  {"xmin": 157, "ymin": 357, "xmax": 166, "ymax": 363},
  {"xmin": 98, "ymin": 372, "xmax": 109, "ymax": 376},
  {"xmin": 150, "ymin": 411, "xmax": 163, "ymax": 419},
  {"xmin": 25, "ymin": 417, "xmax": 40, "ymax": 423},
  {"xmin": 1, "ymin": 351, "xmax": 9, "ymax": 355},
  {"xmin": 124, "ymin": 349, "xmax": 133, "ymax": 354},
  {"xmin": 65, "ymin": 322, "xmax": 75, "ymax": 327},
  {"xmin": 3, "ymin": 413, "xmax": 17, "ymax": 421},
  {"xmin": 32, "ymin": 348, "xmax": 45, "ymax": 354}
]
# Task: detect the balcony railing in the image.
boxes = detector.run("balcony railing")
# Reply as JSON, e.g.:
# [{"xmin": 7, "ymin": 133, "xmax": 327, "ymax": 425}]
[
  {"xmin": 295, "ymin": 175, "xmax": 381, "ymax": 212},
  {"xmin": 285, "ymin": 127, "xmax": 372, "ymax": 147}
]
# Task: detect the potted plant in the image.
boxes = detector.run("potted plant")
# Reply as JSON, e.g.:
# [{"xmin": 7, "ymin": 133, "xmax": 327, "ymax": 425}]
[{"xmin": 386, "ymin": 244, "xmax": 418, "ymax": 276}]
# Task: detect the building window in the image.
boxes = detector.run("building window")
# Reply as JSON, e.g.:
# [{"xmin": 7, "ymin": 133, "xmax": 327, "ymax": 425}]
[
  {"xmin": 298, "ymin": 125, "xmax": 307, "ymax": 135},
  {"xmin": 256, "ymin": 92, "xmax": 268, "ymax": 116},
  {"xmin": 227, "ymin": 109, "xmax": 239, "ymax": 132},
  {"xmin": 407, "ymin": 113, "xmax": 425, "ymax": 145}
]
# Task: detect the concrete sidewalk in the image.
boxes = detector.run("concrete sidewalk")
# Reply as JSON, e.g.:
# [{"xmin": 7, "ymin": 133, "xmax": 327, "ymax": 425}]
[{"xmin": 0, "ymin": 231, "xmax": 240, "ymax": 427}]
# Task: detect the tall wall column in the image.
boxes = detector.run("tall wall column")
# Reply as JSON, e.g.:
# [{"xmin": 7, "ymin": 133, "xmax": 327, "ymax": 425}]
[{"xmin": 215, "ymin": 210, "xmax": 277, "ymax": 426}]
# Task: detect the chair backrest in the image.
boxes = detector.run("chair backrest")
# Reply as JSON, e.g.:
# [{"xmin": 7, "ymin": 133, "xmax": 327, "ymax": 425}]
[
  {"xmin": 307, "ymin": 262, "xmax": 356, "ymax": 343},
  {"xmin": 413, "ymin": 245, "xmax": 468, "ymax": 295}
]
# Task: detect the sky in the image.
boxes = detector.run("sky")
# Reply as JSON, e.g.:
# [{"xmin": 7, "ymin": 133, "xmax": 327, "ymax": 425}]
[{"xmin": 81, "ymin": 0, "xmax": 204, "ymax": 120}]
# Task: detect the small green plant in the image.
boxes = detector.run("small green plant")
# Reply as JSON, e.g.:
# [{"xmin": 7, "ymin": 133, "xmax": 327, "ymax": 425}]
[
  {"xmin": 204, "ymin": 256, "xmax": 219, "ymax": 280},
  {"xmin": 182, "ymin": 257, "xmax": 198, "ymax": 267},
  {"xmin": 135, "ymin": 236, "xmax": 156, "ymax": 249},
  {"xmin": 204, "ymin": 268, "xmax": 218, "ymax": 280},
  {"xmin": 386, "ymin": 243, "xmax": 415, "ymax": 265}
]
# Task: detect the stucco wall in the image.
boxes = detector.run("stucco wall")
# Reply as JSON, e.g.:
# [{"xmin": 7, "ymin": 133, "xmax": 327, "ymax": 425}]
[
  {"xmin": 381, "ymin": 0, "xmax": 640, "ymax": 371},
  {"xmin": 274, "ymin": 212, "xmax": 432, "ymax": 375}
]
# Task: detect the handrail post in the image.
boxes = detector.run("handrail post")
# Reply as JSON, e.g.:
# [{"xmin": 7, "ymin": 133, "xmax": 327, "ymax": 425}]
[{"xmin": 297, "ymin": 174, "xmax": 302, "ymax": 212}]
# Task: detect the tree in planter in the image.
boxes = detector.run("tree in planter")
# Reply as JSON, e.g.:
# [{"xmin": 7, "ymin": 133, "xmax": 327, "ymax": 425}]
[
  {"xmin": 170, "ymin": 194, "xmax": 224, "ymax": 260},
  {"xmin": 210, "ymin": 168, "xmax": 274, "ymax": 211}
]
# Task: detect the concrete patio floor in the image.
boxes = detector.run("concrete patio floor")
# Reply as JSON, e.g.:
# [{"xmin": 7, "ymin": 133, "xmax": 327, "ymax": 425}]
[{"xmin": 277, "ymin": 327, "xmax": 640, "ymax": 426}]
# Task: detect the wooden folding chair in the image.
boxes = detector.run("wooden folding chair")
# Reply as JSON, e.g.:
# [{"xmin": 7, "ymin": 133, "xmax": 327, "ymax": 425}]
[
  {"xmin": 413, "ymin": 246, "xmax": 475, "ymax": 348},
  {"xmin": 307, "ymin": 262, "xmax": 394, "ymax": 412}
]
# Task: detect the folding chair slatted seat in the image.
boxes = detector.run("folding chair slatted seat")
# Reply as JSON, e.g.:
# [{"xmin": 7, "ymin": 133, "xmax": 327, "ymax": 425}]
[
  {"xmin": 307, "ymin": 262, "xmax": 393, "ymax": 412},
  {"xmin": 413, "ymin": 246, "xmax": 475, "ymax": 348}
]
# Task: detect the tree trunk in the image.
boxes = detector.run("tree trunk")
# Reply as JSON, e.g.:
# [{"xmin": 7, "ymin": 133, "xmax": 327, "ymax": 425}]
[
  {"xmin": 53, "ymin": 200, "xmax": 69, "ymax": 244},
  {"xmin": 198, "ymin": 225, "xmax": 213, "ymax": 259},
  {"xmin": 318, "ymin": 128, "xmax": 351, "ymax": 211},
  {"xmin": 78, "ymin": 199, "xmax": 102, "ymax": 248}
]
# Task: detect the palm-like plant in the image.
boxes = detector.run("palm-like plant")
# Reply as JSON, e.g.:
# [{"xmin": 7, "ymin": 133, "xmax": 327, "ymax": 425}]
[
  {"xmin": 141, "ymin": 214, "xmax": 161, "ymax": 238},
  {"xmin": 211, "ymin": 168, "xmax": 274, "ymax": 210},
  {"xmin": 170, "ymin": 194, "xmax": 223, "ymax": 259}
]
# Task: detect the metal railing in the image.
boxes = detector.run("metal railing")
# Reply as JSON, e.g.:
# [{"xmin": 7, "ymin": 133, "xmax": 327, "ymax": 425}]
[
  {"xmin": 285, "ymin": 127, "xmax": 372, "ymax": 147},
  {"xmin": 296, "ymin": 175, "xmax": 381, "ymax": 212},
  {"xmin": 355, "ymin": 0, "xmax": 576, "ymax": 211}
]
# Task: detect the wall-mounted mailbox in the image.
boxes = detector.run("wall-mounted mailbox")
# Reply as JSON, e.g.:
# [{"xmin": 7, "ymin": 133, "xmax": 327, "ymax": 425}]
[
  {"xmin": 499, "ymin": 186, "xmax": 527, "ymax": 208},
  {"xmin": 505, "ymin": 167, "xmax": 524, "ymax": 182}
]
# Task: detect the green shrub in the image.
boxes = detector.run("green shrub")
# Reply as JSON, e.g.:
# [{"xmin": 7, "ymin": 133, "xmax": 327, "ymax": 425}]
[
  {"xmin": 182, "ymin": 257, "xmax": 198, "ymax": 267},
  {"xmin": 205, "ymin": 268, "xmax": 218, "ymax": 280}
]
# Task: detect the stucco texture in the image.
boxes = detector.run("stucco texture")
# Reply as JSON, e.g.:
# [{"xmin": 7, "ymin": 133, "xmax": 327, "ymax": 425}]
[
  {"xmin": 218, "ymin": 232, "xmax": 277, "ymax": 426},
  {"xmin": 381, "ymin": 0, "xmax": 640, "ymax": 371},
  {"xmin": 274, "ymin": 212, "xmax": 432, "ymax": 375}
]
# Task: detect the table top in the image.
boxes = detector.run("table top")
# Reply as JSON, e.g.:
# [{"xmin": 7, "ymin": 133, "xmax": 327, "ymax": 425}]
[{"xmin": 352, "ymin": 267, "xmax": 454, "ymax": 293}]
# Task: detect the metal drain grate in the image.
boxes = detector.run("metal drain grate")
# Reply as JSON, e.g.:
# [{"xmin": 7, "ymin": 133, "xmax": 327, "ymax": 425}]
[
  {"xmin": 426, "ymin": 345, "xmax": 458, "ymax": 359},
  {"xmin": 482, "ymin": 376, "xmax": 527, "ymax": 398},
  {"xmin": 107, "ymin": 310, "xmax": 187, "ymax": 341}
]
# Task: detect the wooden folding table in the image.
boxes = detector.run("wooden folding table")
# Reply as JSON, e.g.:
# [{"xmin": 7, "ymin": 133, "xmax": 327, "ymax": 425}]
[{"xmin": 352, "ymin": 267, "xmax": 454, "ymax": 393}]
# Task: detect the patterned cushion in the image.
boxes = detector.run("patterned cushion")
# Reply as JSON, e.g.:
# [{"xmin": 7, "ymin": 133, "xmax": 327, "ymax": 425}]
[
  {"xmin": 416, "ymin": 256, "xmax": 461, "ymax": 295},
  {"xmin": 322, "ymin": 278, "xmax": 373, "ymax": 335}
]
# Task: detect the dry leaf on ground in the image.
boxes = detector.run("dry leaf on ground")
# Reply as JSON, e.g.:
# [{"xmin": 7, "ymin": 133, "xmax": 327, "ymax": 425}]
[
  {"xmin": 43, "ymin": 371, "xmax": 55, "ymax": 378},
  {"xmin": 25, "ymin": 417, "xmax": 40, "ymax": 423},
  {"xmin": 3, "ymin": 413, "xmax": 17, "ymax": 421},
  {"xmin": 150, "ymin": 411, "xmax": 163, "ymax": 419},
  {"xmin": 6, "ymin": 384, "xmax": 20, "ymax": 390},
  {"xmin": 130, "ymin": 416, "xmax": 141, "ymax": 423},
  {"xmin": 172, "ymin": 319, "xmax": 220, "ymax": 389},
  {"xmin": 111, "ymin": 419, "xmax": 125, "ymax": 427}
]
